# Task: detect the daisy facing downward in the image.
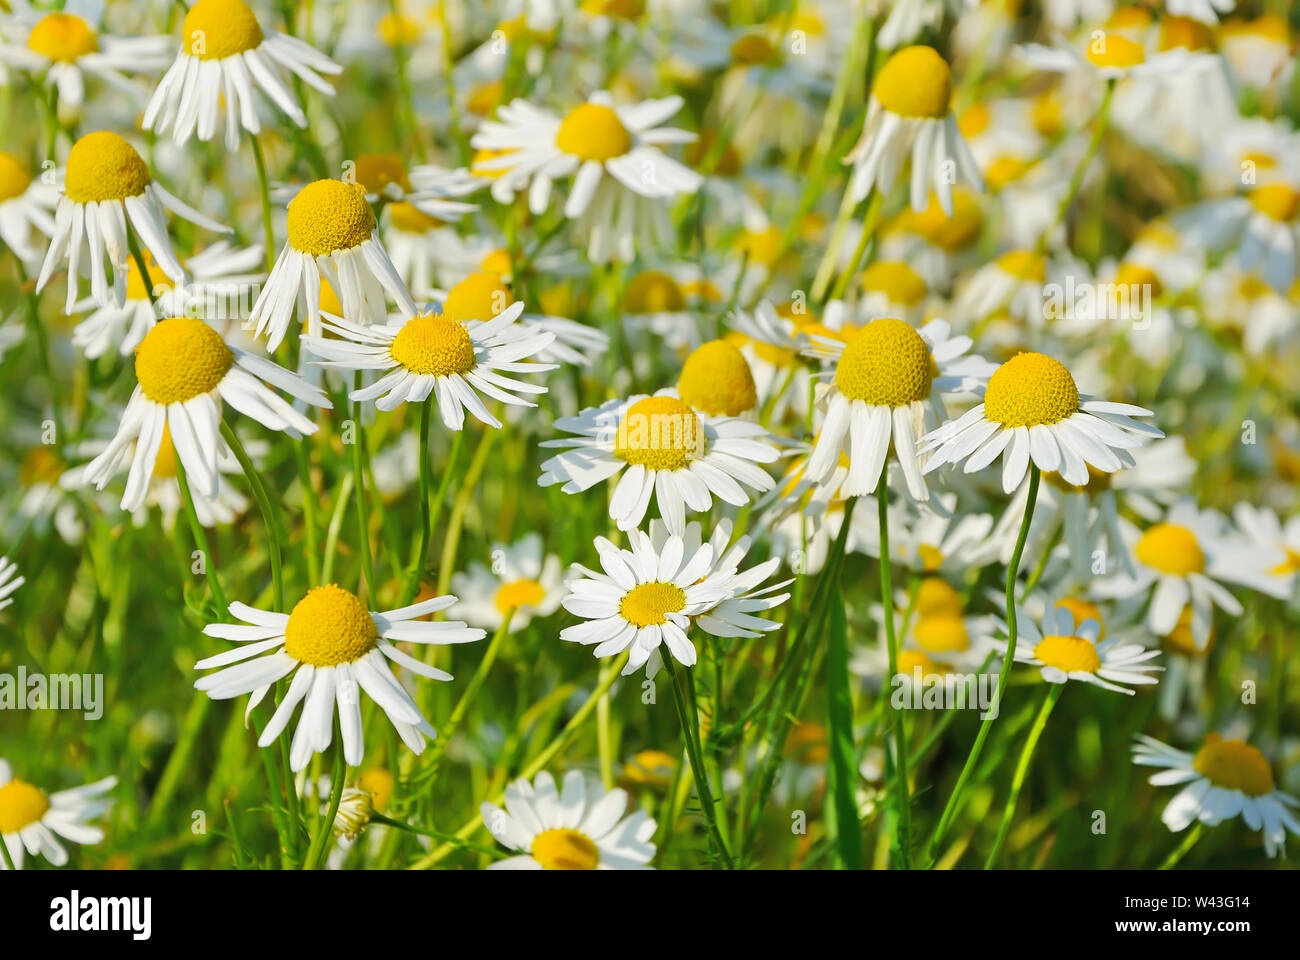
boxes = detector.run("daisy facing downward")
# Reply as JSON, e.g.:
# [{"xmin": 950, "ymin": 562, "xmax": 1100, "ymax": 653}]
[{"xmin": 0, "ymin": 760, "xmax": 116, "ymax": 870}]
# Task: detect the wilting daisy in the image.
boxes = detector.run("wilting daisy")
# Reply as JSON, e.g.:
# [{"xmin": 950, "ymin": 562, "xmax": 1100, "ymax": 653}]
[
  {"xmin": 36, "ymin": 131, "xmax": 231, "ymax": 312},
  {"xmin": 450, "ymin": 533, "xmax": 566, "ymax": 630},
  {"xmin": 194, "ymin": 586, "xmax": 486, "ymax": 770},
  {"xmin": 480, "ymin": 770, "xmax": 656, "ymax": 869},
  {"xmin": 919, "ymin": 351, "xmax": 1163, "ymax": 493},
  {"xmin": 143, "ymin": 0, "xmax": 342, "ymax": 150},
  {"xmin": 538, "ymin": 393, "xmax": 779, "ymax": 534},
  {"xmin": 1133, "ymin": 734, "xmax": 1300, "ymax": 858},
  {"xmin": 80, "ymin": 317, "xmax": 330, "ymax": 512},
  {"xmin": 803, "ymin": 316, "xmax": 994, "ymax": 501},
  {"xmin": 0, "ymin": 151, "xmax": 58, "ymax": 262},
  {"xmin": 844, "ymin": 44, "xmax": 982, "ymax": 213},
  {"xmin": 993, "ymin": 602, "xmax": 1162, "ymax": 695},
  {"xmin": 0, "ymin": 556, "xmax": 22, "ymax": 612},
  {"xmin": 0, "ymin": 760, "xmax": 116, "ymax": 869},
  {"xmin": 248, "ymin": 178, "xmax": 416, "ymax": 350},
  {"xmin": 471, "ymin": 91, "xmax": 702, "ymax": 262}
]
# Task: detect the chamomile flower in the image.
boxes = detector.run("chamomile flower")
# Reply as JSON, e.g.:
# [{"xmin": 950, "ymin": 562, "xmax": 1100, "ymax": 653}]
[
  {"xmin": 194, "ymin": 586, "xmax": 486, "ymax": 771},
  {"xmin": 450, "ymin": 533, "xmax": 566, "ymax": 630},
  {"xmin": 0, "ymin": 151, "xmax": 58, "ymax": 262},
  {"xmin": 36, "ymin": 131, "xmax": 231, "ymax": 312},
  {"xmin": 143, "ymin": 0, "xmax": 342, "ymax": 150},
  {"xmin": 993, "ymin": 602, "xmax": 1162, "ymax": 694},
  {"xmin": 802, "ymin": 316, "xmax": 994, "ymax": 501},
  {"xmin": 844, "ymin": 44, "xmax": 982, "ymax": 214},
  {"xmin": 919, "ymin": 351, "xmax": 1163, "ymax": 494},
  {"xmin": 1016, "ymin": 29, "xmax": 1193, "ymax": 82},
  {"xmin": 0, "ymin": 555, "xmax": 22, "ymax": 612},
  {"xmin": 248, "ymin": 178, "xmax": 417, "ymax": 350},
  {"xmin": 480, "ymin": 770, "xmax": 656, "ymax": 869},
  {"xmin": 80, "ymin": 316, "xmax": 330, "ymax": 512},
  {"xmin": 471, "ymin": 90, "xmax": 703, "ymax": 263},
  {"xmin": 538, "ymin": 393, "xmax": 779, "ymax": 534},
  {"xmin": 0, "ymin": 760, "xmax": 116, "ymax": 869},
  {"xmin": 1133, "ymin": 734, "xmax": 1300, "ymax": 857},
  {"xmin": 1178, "ymin": 180, "xmax": 1300, "ymax": 293},
  {"xmin": 1217, "ymin": 14, "xmax": 1294, "ymax": 93},
  {"xmin": 1231, "ymin": 504, "xmax": 1300, "ymax": 597}
]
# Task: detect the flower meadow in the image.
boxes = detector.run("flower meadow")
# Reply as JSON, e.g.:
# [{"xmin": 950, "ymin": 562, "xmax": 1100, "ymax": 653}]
[{"xmin": 1, "ymin": 0, "xmax": 1299, "ymax": 875}]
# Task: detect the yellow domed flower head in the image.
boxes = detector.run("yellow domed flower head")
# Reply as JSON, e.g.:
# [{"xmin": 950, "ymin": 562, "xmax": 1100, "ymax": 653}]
[
  {"xmin": 1002, "ymin": 602, "xmax": 1161, "ymax": 694},
  {"xmin": 0, "ymin": 151, "xmax": 59, "ymax": 261},
  {"xmin": 873, "ymin": 46, "xmax": 953, "ymax": 120},
  {"xmin": 678, "ymin": 340, "xmax": 758, "ymax": 416},
  {"xmin": 0, "ymin": 762, "xmax": 116, "ymax": 868},
  {"xmin": 860, "ymin": 261, "xmax": 927, "ymax": 309},
  {"xmin": 620, "ymin": 749, "xmax": 677, "ymax": 791},
  {"xmin": 1018, "ymin": 24, "xmax": 1194, "ymax": 80}
]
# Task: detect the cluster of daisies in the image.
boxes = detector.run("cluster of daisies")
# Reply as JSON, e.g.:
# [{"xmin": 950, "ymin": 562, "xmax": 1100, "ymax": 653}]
[{"xmin": 1, "ymin": 0, "xmax": 1299, "ymax": 871}]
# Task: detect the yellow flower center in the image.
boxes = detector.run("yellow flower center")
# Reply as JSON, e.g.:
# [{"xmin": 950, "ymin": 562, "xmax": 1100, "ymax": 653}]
[
  {"xmin": 0, "ymin": 778, "xmax": 50, "ymax": 833},
  {"xmin": 27, "ymin": 13, "xmax": 98, "ymax": 62},
  {"xmin": 377, "ymin": 11, "xmax": 421, "ymax": 46},
  {"xmin": 353, "ymin": 153, "xmax": 412, "ymax": 195},
  {"xmin": 390, "ymin": 313, "xmax": 477, "ymax": 377},
  {"xmin": 902, "ymin": 189, "xmax": 983, "ymax": 250},
  {"xmin": 678, "ymin": 340, "xmax": 757, "ymax": 416},
  {"xmin": 1031, "ymin": 90, "xmax": 1064, "ymax": 138},
  {"xmin": 531, "ymin": 827, "xmax": 600, "ymax": 869},
  {"xmin": 873, "ymin": 45, "xmax": 952, "ymax": 118},
  {"xmin": 985, "ymin": 155, "xmax": 1034, "ymax": 190},
  {"xmin": 1135, "ymin": 523, "xmax": 1204, "ymax": 576},
  {"xmin": 19, "ymin": 447, "xmax": 63, "ymax": 487},
  {"xmin": 387, "ymin": 201, "xmax": 443, "ymax": 234},
  {"xmin": 996, "ymin": 249, "xmax": 1046, "ymax": 282},
  {"xmin": 898, "ymin": 649, "xmax": 941, "ymax": 677},
  {"xmin": 1085, "ymin": 33, "xmax": 1146, "ymax": 69},
  {"xmin": 730, "ymin": 32, "xmax": 777, "ymax": 66},
  {"xmin": 1193, "ymin": 735, "xmax": 1275, "ymax": 797},
  {"xmin": 623, "ymin": 270, "xmax": 686, "ymax": 313},
  {"xmin": 1044, "ymin": 463, "xmax": 1113, "ymax": 494},
  {"xmin": 1160, "ymin": 15, "xmax": 1212, "ymax": 51},
  {"xmin": 1105, "ymin": 6, "xmax": 1153, "ymax": 30},
  {"xmin": 555, "ymin": 103, "xmax": 632, "ymax": 162},
  {"xmin": 982, "ymin": 352, "xmax": 1079, "ymax": 428},
  {"xmin": 494, "ymin": 578, "xmax": 546, "ymax": 615},
  {"xmin": 1218, "ymin": 14, "xmax": 1289, "ymax": 44},
  {"xmin": 286, "ymin": 180, "xmax": 376, "ymax": 256},
  {"xmin": 958, "ymin": 103, "xmax": 991, "ymax": 138},
  {"xmin": 1237, "ymin": 273, "xmax": 1272, "ymax": 300},
  {"xmin": 358, "ymin": 767, "xmax": 395, "ymax": 811},
  {"xmin": 152, "ymin": 424, "xmax": 179, "ymax": 479},
  {"xmin": 917, "ymin": 544, "xmax": 944, "ymax": 571},
  {"xmin": 915, "ymin": 577, "xmax": 963, "ymax": 618},
  {"xmin": 467, "ymin": 79, "xmax": 506, "ymax": 116},
  {"xmin": 833, "ymin": 317, "xmax": 934, "ymax": 407},
  {"xmin": 126, "ymin": 252, "xmax": 171, "ymax": 301},
  {"xmin": 914, "ymin": 615, "xmax": 969, "ymax": 653},
  {"xmin": 1115, "ymin": 262, "xmax": 1164, "ymax": 299},
  {"xmin": 1161, "ymin": 606, "xmax": 1204, "ymax": 656},
  {"xmin": 1033, "ymin": 634, "xmax": 1101, "ymax": 673},
  {"xmin": 0, "ymin": 152, "xmax": 33, "ymax": 202},
  {"xmin": 619, "ymin": 580, "xmax": 687, "ymax": 627},
  {"xmin": 738, "ymin": 225, "xmax": 784, "ymax": 268},
  {"xmin": 861, "ymin": 261, "xmax": 927, "ymax": 306},
  {"xmin": 479, "ymin": 249, "xmax": 512, "ymax": 277},
  {"xmin": 442, "ymin": 271, "xmax": 511, "ymax": 322},
  {"xmin": 284, "ymin": 584, "xmax": 378, "ymax": 667},
  {"xmin": 580, "ymin": 0, "xmax": 645, "ymax": 21},
  {"xmin": 183, "ymin": 0, "xmax": 264, "ymax": 59},
  {"xmin": 65, "ymin": 132, "xmax": 152, "ymax": 204},
  {"xmin": 1270, "ymin": 547, "xmax": 1300, "ymax": 575},
  {"xmin": 134, "ymin": 317, "xmax": 234, "ymax": 405},
  {"xmin": 1249, "ymin": 184, "xmax": 1300, "ymax": 223},
  {"xmin": 614, "ymin": 396, "xmax": 704, "ymax": 470},
  {"xmin": 471, "ymin": 148, "xmax": 515, "ymax": 180},
  {"xmin": 1055, "ymin": 596, "xmax": 1105, "ymax": 640},
  {"xmin": 622, "ymin": 749, "xmax": 676, "ymax": 788}
]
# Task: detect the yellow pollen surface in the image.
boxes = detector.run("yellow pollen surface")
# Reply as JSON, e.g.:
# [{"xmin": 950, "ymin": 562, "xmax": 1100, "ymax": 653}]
[
  {"xmin": 287, "ymin": 180, "xmax": 375, "ymax": 256},
  {"xmin": 730, "ymin": 32, "xmax": 777, "ymax": 66},
  {"xmin": 377, "ymin": 11, "xmax": 421, "ymax": 47},
  {"xmin": 1270, "ymin": 547, "xmax": 1300, "ymax": 576},
  {"xmin": 1135, "ymin": 523, "xmax": 1205, "ymax": 576},
  {"xmin": 467, "ymin": 79, "xmax": 505, "ymax": 116},
  {"xmin": 581, "ymin": 0, "xmax": 645, "ymax": 20},
  {"xmin": 873, "ymin": 45, "xmax": 952, "ymax": 118},
  {"xmin": 1032, "ymin": 90, "xmax": 1064, "ymax": 138},
  {"xmin": 390, "ymin": 313, "xmax": 476, "ymax": 377},
  {"xmin": 982, "ymin": 352, "xmax": 1079, "ymax": 428},
  {"xmin": 958, "ymin": 103, "xmax": 991, "ymax": 138},
  {"xmin": 861, "ymin": 261, "xmax": 927, "ymax": 305},
  {"xmin": 905, "ymin": 189, "xmax": 983, "ymax": 250},
  {"xmin": 914, "ymin": 615, "xmax": 969, "ymax": 653},
  {"xmin": 152, "ymin": 423, "xmax": 179, "ymax": 479},
  {"xmin": 388, "ymin": 201, "xmax": 443, "ymax": 233},
  {"xmin": 1115, "ymin": 262, "xmax": 1164, "ymax": 299},
  {"xmin": 1105, "ymin": 6, "xmax": 1153, "ymax": 31},
  {"xmin": 555, "ymin": 103, "xmax": 632, "ymax": 162},
  {"xmin": 65, "ymin": 132, "xmax": 152, "ymax": 204},
  {"xmin": 898, "ymin": 649, "xmax": 941, "ymax": 678},
  {"xmin": 471, "ymin": 147, "xmax": 515, "ymax": 180},
  {"xmin": 1193, "ymin": 735, "xmax": 1275, "ymax": 796},
  {"xmin": 494, "ymin": 578, "xmax": 546, "ymax": 614},
  {"xmin": 284, "ymin": 584, "xmax": 378, "ymax": 667},
  {"xmin": 1055, "ymin": 597, "xmax": 1105, "ymax": 640},
  {"xmin": 623, "ymin": 270, "xmax": 686, "ymax": 313},
  {"xmin": 479, "ymin": 249, "xmax": 512, "ymax": 277},
  {"xmin": 126, "ymin": 253, "xmax": 171, "ymax": 301},
  {"xmin": 183, "ymin": 0, "xmax": 264, "ymax": 59},
  {"xmin": 134, "ymin": 318, "xmax": 234, "ymax": 405},
  {"xmin": 619, "ymin": 580, "xmax": 687, "ymax": 627},
  {"xmin": 442, "ymin": 271, "xmax": 511, "ymax": 322},
  {"xmin": 1160, "ymin": 16, "xmax": 1212, "ymax": 51},
  {"xmin": 27, "ymin": 13, "xmax": 98, "ymax": 62},
  {"xmin": 1033, "ymin": 634, "xmax": 1101, "ymax": 673},
  {"xmin": 917, "ymin": 543, "xmax": 944, "ymax": 571},
  {"xmin": 915, "ymin": 577, "xmax": 963, "ymax": 618},
  {"xmin": 1045, "ymin": 463, "xmax": 1113, "ymax": 495},
  {"xmin": 738, "ymin": 225, "xmax": 784, "ymax": 267},
  {"xmin": 353, "ymin": 153, "xmax": 412, "ymax": 195},
  {"xmin": 615, "ymin": 396, "xmax": 704, "ymax": 470},
  {"xmin": 0, "ymin": 778, "xmax": 50, "ymax": 833},
  {"xmin": 985, "ymin": 155, "xmax": 1034, "ymax": 190},
  {"xmin": 1085, "ymin": 33, "xmax": 1146, "ymax": 69},
  {"xmin": 833, "ymin": 317, "xmax": 933, "ymax": 407},
  {"xmin": 1161, "ymin": 606, "xmax": 1207, "ymax": 656},
  {"xmin": 1249, "ymin": 184, "xmax": 1300, "ymax": 223},
  {"xmin": 532, "ymin": 827, "xmax": 600, "ymax": 869},
  {"xmin": 1218, "ymin": 14, "xmax": 1289, "ymax": 44},
  {"xmin": 0, "ymin": 152, "xmax": 33, "ymax": 202},
  {"xmin": 358, "ymin": 767, "xmax": 394, "ymax": 811},
  {"xmin": 996, "ymin": 249, "xmax": 1046, "ymax": 282},
  {"xmin": 678, "ymin": 340, "xmax": 757, "ymax": 416},
  {"xmin": 622, "ymin": 749, "xmax": 676, "ymax": 788}
]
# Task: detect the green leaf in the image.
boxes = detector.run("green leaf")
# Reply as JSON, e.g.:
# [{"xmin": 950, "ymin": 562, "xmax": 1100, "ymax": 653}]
[{"xmin": 824, "ymin": 581, "xmax": 862, "ymax": 870}]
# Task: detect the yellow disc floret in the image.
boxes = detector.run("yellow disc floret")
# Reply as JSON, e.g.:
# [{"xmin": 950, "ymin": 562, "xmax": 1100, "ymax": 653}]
[
  {"xmin": 873, "ymin": 45, "xmax": 952, "ymax": 119},
  {"xmin": 1055, "ymin": 597, "xmax": 1105, "ymax": 640},
  {"xmin": 1193, "ymin": 734, "xmax": 1274, "ymax": 797},
  {"xmin": 0, "ymin": 152, "xmax": 32, "ymax": 202},
  {"xmin": 624, "ymin": 270, "xmax": 685, "ymax": 313},
  {"xmin": 1135, "ymin": 523, "xmax": 1204, "ymax": 576},
  {"xmin": 861, "ymin": 261, "xmax": 927, "ymax": 306},
  {"xmin": 387, "ymin": 201, "xmax": 443, "ymax": 233},
  {"xmin": 833, "ymin": 317, "xmax": 933, "ymax": 407},
  {"xmin": 982, "ymin": 352, "xmax": 1079, "ymax": 428},
  {"xmin": 65, "ymin": 132, "xmax": 152, "ymax": 204},
  {"xmin": 730, "ymin": 32, "xmax": 777, "ymax": 67},
  {"xmin": 1033, "ymin": 634, "xmax": 1101, "ymax": 673},
  {"xmin": 286, "ymin": 180, "xmax": 376, "ymax": 256},
  {"xmin": 915, "ymin": 576, "xmax": 963, "ymax": 618},
  {"xmin": 441, "ymin": 271, "xmax": 511, "ymax": 322},
  {"xmin": 555, "ymin": 103, "xmax": 632, "ymax": 162},
  {"xmin": 284, "ymin": 584, "xmax": 378, "ymax": 667},
  {"xmin": 0, "ymin": 778, "xmax": 50, "ymax": 833},
  {"xmin": 531, "ymin": 827, "xmax": 600, "ymax": 869},
  {"xmin": 134, "ymin": 318, "xmax": 234, "ymax": 404},
  {"xmin": 1249, "ymin": 184, "xmax": 1300, "ymax": 223},
  {"xmin": 1085, "ymin": 33, "xmax": 1146, "ymax": 69},
  {"xmin": 353, "ymin": 153, "xmax": 412, "ymax": 195},
  {"xmin": 614, "ymin": 396, "xmax": 705, "ymax": 470},
  {"xmin": 27, "ymin": 13, "xmax": 97, "ymax": 62},
  {"xmin": 390, "ymin": 313, "xmax": 476, "ymax": 376},
  {"xmin": 678, "ymin": 340, "xmax": 757, "ymax": 416},
  {"xmin": 914, "ymin": 615, "xmax": 969, "ymax": 653},
  {"xmin": 619, "ymin": 580, "xmax": 687, "ymax": 627},
  {"xmin": 494, "ymin": 578, "xmax": 546, "ymax": 615},
  {"xmin": 183, "ymin": 0, "xmax": 264, "ymax": 59}
]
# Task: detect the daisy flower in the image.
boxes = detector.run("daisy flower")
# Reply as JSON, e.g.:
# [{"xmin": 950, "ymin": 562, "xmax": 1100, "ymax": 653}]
[
  {"xmin": 80, "ymin": 316, "xmax": 330, "ymax": 512},
  {"xmin": 538, "ymin": 393, "xmax": 779, "ymax": 534},
  {"xmin": 1217, "ymin": 14, "xmax": 1294, "ymax": 93},
  {"xmin": 919, "ymin": 351, "xmax": 1162, "ymax": 494},
  {"xmin": 0, "ymin": 555, "xmax": 22, "ymax": 611},
  {"xmin": 802, "ymin": 316, "xmax": 995, "ymax": 501},
  {"xmin": 1016, "ymin": 29, "xmax": 1193, "ymax": 82},
  {"xmin": 480, "ymin": 770, "xmax": 656, "ymax": 870},
  {"xmin": 0, "ymin": 151, "xmax": 58, "ymax": 263},
  {"xmin": 843, "ymin": 44, "xmax": 982, "ymax": 214},
  {"xmin": 450, "ymin": 533, "xmax": 566, "ymax": 631},
  {"xmin": 993, "ymin": 602, "xmax": 1162, "ymax": 695},
  {"xmin": 1177, "ymin": 180, "xmax": 1300, "ymax": 294},
  {"xmin": 1133, "ymin": 734, "xmax": 1300, "ymax": 858},
  {"xmin": 36, "ymin": 131, "xmax": 231, "ymax": 312},
  {"xmin": 471, "ymin": 90, "xmax": 703, "ymax": 263},
  {"xmin": 0, "ymin": 760, "xmax": 116, "ymax": 869},
  {"xmin": 1232, "ymin": 503, "xmax": 1300, "ymax": 597},
  {"xmin": 194, "ymin": 585, "xmax": 486, "ymax": 771},
  {"xmin": 247, "ymin": 178, "xmax": 417, "ymax": 350}
]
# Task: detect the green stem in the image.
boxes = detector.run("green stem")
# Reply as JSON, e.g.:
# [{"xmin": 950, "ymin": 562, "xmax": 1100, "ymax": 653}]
[
  {"xmin": 984, "ymin": 682, "xmax": 1062, "ymax": 868},
  {"xmin": 220, "ymin": 421, "xmax": 285, "ymax": 611},
  {"xmin": 663, "ymin": 654, "xmax": 734, "ymax": 869},
  {"xmin": 1159, "ymin": 821, "xmax": 1204, "ymax": 870},
  {"xmin": 402, "ymin": 399, "xmax": 434, "ymax": 604},
  {"xmin": 1035, "ymin": 79, "xmax": 1115, "ymax": 256},
  {"xmin": 350, "ymin": 375, "xmax": 377, "ymax": 602},
  {"xmin": 877, "ymin": 473, "xmax": 911, "ymax": 868},
  {"xmin": 303, "ymin": 723, "xmax": 346, "ymax": 870},
  {"xmin": 249, "ymin": 136, "xmax": 276, "ymax": 274}
]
